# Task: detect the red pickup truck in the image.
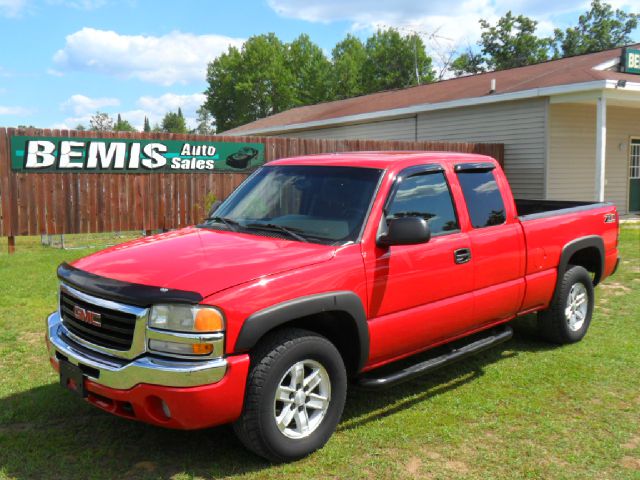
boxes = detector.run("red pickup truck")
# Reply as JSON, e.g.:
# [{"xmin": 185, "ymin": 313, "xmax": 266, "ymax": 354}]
[{"xmin": 46, "ymin": 152, "xmax": 619, "ymax": 462}]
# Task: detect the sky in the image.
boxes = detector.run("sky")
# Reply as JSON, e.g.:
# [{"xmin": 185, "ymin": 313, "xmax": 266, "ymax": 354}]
[{"xmin": 0, "ymin": 0, "xmax": 638, "ymax": 131}]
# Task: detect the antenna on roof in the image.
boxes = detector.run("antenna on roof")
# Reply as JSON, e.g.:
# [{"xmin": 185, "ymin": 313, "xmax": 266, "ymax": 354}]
[{"xmin": 376, "ymin": 23, "xmax": 453, "ymax": 85}]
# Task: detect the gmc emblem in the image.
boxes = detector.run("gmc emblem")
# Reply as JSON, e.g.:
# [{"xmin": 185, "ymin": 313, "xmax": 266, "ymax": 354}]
[{"xmin": 73, "ymin": 305, "xmax": 102, "ymax": 327}]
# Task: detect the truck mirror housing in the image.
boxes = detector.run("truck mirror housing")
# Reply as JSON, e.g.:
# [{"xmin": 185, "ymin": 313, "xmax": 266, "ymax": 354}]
[{"xmin": 377, "ymin": 216, "xmax": 431, "ymax": 247}]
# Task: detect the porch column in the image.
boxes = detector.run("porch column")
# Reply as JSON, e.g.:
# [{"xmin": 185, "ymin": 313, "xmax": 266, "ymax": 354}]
[{"xmin": 595, "ymin": 95, "xmax": 607, "ymax": 202}]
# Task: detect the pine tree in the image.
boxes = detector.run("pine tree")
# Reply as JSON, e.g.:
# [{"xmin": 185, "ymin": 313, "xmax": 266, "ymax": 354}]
[{"xmin": 143, "ymin": 116, "xmax": 151, "ymax": 133}]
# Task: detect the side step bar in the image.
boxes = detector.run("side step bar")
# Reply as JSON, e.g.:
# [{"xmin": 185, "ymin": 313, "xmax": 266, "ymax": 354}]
[{"xmin": 357, "ymin": 326, "xmax": 513, "ymax": 389}]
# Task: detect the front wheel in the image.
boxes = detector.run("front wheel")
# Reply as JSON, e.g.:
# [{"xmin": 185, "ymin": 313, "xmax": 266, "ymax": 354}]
[
  {"xmin": 538, "ymin": 265, "xmax": 595, "ymax": 344},
  {"xmin": 233, "ymin": 328, "xmax": 347, "ymax": 462}
]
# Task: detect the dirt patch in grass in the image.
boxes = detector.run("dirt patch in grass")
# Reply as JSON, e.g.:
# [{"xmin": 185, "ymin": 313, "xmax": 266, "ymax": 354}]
[
  {"xmin": 405, "ymin": 457, "xmax": 423, "ymax": 476},
  {"xmin": 621, "ymin": 456, "xmax": 640, "ymax": 470},
  {"xmin": 19, "ymin": 331, "xmax": 43, "ymax": 346},
  {"xmin": 444, "ymin": 460, "xmax": 469, "ymax": 474},
  {"xmin": 622, "ymin": 436, "xmax": 640, "ymax": 450},
  {"xmin": 422, "ymin": 451, "xmax": 442, "ymax": 461},
  {"xmin": 123, "ymin": 461, "xmax": 158, "ymax": 479},
  {"xmin": 600, "ymin": 282, "xmax": 632, "ymax": 294}
]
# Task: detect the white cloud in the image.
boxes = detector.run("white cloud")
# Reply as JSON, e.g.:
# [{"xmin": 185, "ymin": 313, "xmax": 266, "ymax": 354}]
[
  {"xmin": 53, "ymin": 28, "xmax": 244, "ymax": 86},
  {"xmin": 56, "ymin": 92, "xmax": 205, "ymax": 130},
  {"xmin": 0, "ymin": 105, "xmax": 31, "ymax": 115},
  {"xmin": 46, "ymin": 0, "xmax": 107, "ymax": 9},
  {"xmin": 61, "ymin": 94, "xmax": 120, "ymax": 115},
  {"xmin": 268, "ymin": 0, "xmax": 639, "ymax": 49},
  {"xmin": 474, "ymin": 180, "xmax": 499, "ymax": 194},
  {"xmin": 1, "ymin": 0, "xmax": 108, "ymax": 17},
  {"xmin": 46, "ymin": 68, "xmax": 64, "ymax": 77},
  {"xmin": 0, "ymin": 0, "xmax": 27, "ymax": 17},
  {"xmin": 135, "ymin": 93, "xmax": 206, "ymax": 129},
  {"xmin": 137, "ymin": 93, "xmax": 205, "ymax": 116}
]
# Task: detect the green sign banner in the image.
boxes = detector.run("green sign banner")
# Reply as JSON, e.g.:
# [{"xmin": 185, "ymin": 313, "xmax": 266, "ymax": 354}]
[
  {"xmin": 623, "ymin": 48, "xmax": 640, "ymax": 75},
  {"xmin": 10, "ymin": 136, "xmax": 265, "ymax": 173}
]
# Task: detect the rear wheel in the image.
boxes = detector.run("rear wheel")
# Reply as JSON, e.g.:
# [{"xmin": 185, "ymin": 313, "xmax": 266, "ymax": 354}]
[
  {"xmin": 233, "ymin": 328, "xmax": 347, "ymax": 462},
  {"xmin": 538, "ymin": 265, "xmax": 594, "ymax": 344}
]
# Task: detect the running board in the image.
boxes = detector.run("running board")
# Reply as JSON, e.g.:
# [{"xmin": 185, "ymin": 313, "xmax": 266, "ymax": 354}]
[{"xmin": 357, "ymin": 326, "xmax": 513, "ymax": 389}]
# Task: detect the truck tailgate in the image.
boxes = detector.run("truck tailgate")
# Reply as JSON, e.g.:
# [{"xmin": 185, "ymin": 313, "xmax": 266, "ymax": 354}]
[{"xmin": 517, "ymin": 202, "xmax": 619, "ymax": 312}]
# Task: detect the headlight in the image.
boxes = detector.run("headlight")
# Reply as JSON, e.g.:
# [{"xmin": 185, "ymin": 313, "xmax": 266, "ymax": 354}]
[
  {"xmin": 147, "ymin": 304, "xmax": 225, "ymax": 358},
  {"xmin": 149, "ymin": 304, "xmax": 224, "ymax": 333}
]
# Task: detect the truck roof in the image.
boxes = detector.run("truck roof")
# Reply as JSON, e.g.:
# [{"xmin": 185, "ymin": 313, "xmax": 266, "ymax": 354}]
[{"xmin": 268, "ymin": 151, "xmax": 498, "ymax": 170}]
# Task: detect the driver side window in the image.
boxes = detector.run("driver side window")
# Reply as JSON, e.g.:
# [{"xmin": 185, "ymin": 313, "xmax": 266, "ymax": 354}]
[{"xmin": 387, "ymin": 171, "xmax": 459, "ymax": 236}]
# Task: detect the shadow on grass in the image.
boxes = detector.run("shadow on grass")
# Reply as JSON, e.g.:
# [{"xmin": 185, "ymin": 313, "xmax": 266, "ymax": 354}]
[{"xmin": 0, "ymin": 325, "xmax": 554, "ymax": 480}]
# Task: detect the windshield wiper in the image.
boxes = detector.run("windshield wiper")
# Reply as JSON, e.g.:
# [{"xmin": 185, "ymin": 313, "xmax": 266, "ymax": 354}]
[
  {"xmin": 207, "ymin": 216, "xmax": 240, "ymax": 232},
  {"xmin": 245, "ymin": 223, "xmax": 310, "ymax": 243}
]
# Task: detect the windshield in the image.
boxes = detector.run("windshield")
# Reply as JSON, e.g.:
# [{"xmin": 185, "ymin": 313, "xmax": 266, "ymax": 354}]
[{"xmin": 201, "ymin": 165, "xmax": 383, "ymax": 244}]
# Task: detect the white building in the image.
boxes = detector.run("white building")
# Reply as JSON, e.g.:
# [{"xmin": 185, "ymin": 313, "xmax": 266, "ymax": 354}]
[{"xmin": 228, "ymin": 45, "xmax": 640, "ymax": 213}]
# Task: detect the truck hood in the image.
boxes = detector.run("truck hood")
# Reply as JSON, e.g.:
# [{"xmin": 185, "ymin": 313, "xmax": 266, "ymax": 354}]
[{"xmin": 70, "ymin": 227, "xmax": 336, "ymax": 298}]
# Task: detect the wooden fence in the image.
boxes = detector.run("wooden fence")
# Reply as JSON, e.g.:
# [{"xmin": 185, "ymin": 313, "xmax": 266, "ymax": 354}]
[{"xmin": 0, "ymin": 127, "xmax": 503, "ymax": 252}]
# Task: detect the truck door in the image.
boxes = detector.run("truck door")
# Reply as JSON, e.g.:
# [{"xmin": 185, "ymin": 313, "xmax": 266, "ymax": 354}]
[
  {"xmin": 364, "ymin": 165, "xmax": 475, "ymax": 365},
  {"xmin": 453, "ymin": 163, "xmax": 526, "ymax": 325}
]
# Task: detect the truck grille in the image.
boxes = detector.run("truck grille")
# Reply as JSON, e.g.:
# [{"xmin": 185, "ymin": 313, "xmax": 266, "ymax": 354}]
[{"xmin": 59, "ymin": 289, "xmax": 137, "ymax": 351}]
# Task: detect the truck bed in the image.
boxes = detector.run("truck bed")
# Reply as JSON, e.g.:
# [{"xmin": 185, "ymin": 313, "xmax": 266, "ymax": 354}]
[{"xmin": 515, "ymin": 199, "xmax": 611, "ymax": 220}]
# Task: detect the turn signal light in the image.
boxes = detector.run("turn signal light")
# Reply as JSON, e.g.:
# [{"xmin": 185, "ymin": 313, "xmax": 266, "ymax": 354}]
[
  {"xmin": 192, "ymin": 343, "xmax": 214, "ymax": 355},
  {"xmin": 194, "ymin": 308, "xmax": 224, "ymax": 332}
]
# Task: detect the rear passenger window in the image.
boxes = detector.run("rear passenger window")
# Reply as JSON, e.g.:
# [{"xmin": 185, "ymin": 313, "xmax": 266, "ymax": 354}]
[
  {"xmin": 387, "ymin": 172, "xmax": 459, "ymax": 235},
  {"xmin": 456, "ymin": 170, "xmax": 506, "ymax": 228}
]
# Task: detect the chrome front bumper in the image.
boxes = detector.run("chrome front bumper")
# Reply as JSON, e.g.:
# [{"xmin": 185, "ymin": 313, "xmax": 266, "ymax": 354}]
[{"xmin": 46, "ymin": 312, "xmax": 227, "ymax": 390}]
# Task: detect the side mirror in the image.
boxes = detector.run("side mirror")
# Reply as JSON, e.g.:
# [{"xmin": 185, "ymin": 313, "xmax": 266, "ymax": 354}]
[
  {"xmin": 207, "ymin": 200, "xmax": 222, "ymax": 219},
  {"xmin": 377, "ymin": 216, "xmax": 431, "ymax": 247}
]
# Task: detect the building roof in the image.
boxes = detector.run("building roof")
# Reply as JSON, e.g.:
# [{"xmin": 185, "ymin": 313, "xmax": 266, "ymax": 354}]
[{"xmin": 227, "ymin": 44, "xmax": 640, "ymax": 135}]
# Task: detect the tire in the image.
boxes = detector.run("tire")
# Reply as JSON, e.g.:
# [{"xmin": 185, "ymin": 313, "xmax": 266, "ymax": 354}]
[
  {"xmin": 538, "ymin": 265, "xmax": 595, "ymax": 344},
  {"xmin": 233, "ymin": 328, "xmax": 347, "ymax": 462}
]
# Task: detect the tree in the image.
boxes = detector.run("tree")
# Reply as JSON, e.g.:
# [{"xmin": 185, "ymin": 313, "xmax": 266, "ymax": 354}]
[
  {"xmin": 114, "ymin": 113, "xmax": 136, "ymax": 132},
  {"xmin": 204, "ymin": 30, "xmax": 438, "ymax": 131},
  {"xmin": 161, "ymin": 110, "xmax": 188, "ymax": 134},
  {"xmin": 286, "ymin": 34, "xmax": 333, "ymax": 105},
  {"xmin": 205, "ymin": 46, "xmax": 245, "ymax": 132},
  {"xmin": 143, "ymin": 116, "xmax": 151, "ymax": 133},
  {"xmin": 451, "ymin": 48, "xmax": 487, "ymax": 77},
  {"xmin": 362, "ymin": 29, "xmax": 435, "ymax": 94},
  {"xmin": 332, "ymin": 34, "xmax": 367, "ymax": 99},
  {"xmin": 553, "ymin": 0, "xmax": 638, "ymax": 57},
  {"xmin": 89, "ymin": 111, "xmax": 113, "ymax": 132},
  {"xmin": 479, "ymin": 12, "xmax": 552, "ymax": 70},
  {"xmin": 205, "ymin": 33, "xmax": 296, "ymax": 132},
  {"xmin": 194, "ymin": 105, "xmax": 215, "ymax": 135},
  {"xmin": 75, "ymin": 124, "xmax": 86, "ymax": 131}
]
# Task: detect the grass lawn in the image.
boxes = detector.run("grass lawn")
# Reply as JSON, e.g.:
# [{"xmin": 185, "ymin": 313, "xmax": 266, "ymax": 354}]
[{"xmin": 0, "ymin": 227, "xmax": 639, "ymax": 480}]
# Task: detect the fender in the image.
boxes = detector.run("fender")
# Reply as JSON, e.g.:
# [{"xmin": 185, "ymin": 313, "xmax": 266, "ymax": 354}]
[
  {"xmin": 234, "ymin": 291, "xmax": 369, "ymax": 371},
  {"xmin": 557, "ymin": 235, "xmax": 605, "ymax": 288}
]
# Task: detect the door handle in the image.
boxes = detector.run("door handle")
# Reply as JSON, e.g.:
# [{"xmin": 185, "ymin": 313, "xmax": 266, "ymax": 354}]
[{"xmin": 454, "ymin": 248, "xmax": 471, "ymax": 264}]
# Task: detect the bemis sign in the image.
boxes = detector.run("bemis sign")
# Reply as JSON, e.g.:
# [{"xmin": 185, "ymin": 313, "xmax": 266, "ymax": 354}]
[
  {"xmin": 10, "ymin": 136, "xmax": 265, "ymax": 173},
  {"xmin": 623, "ymin": 48, "xmax": 640, "ymax": 75}
]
